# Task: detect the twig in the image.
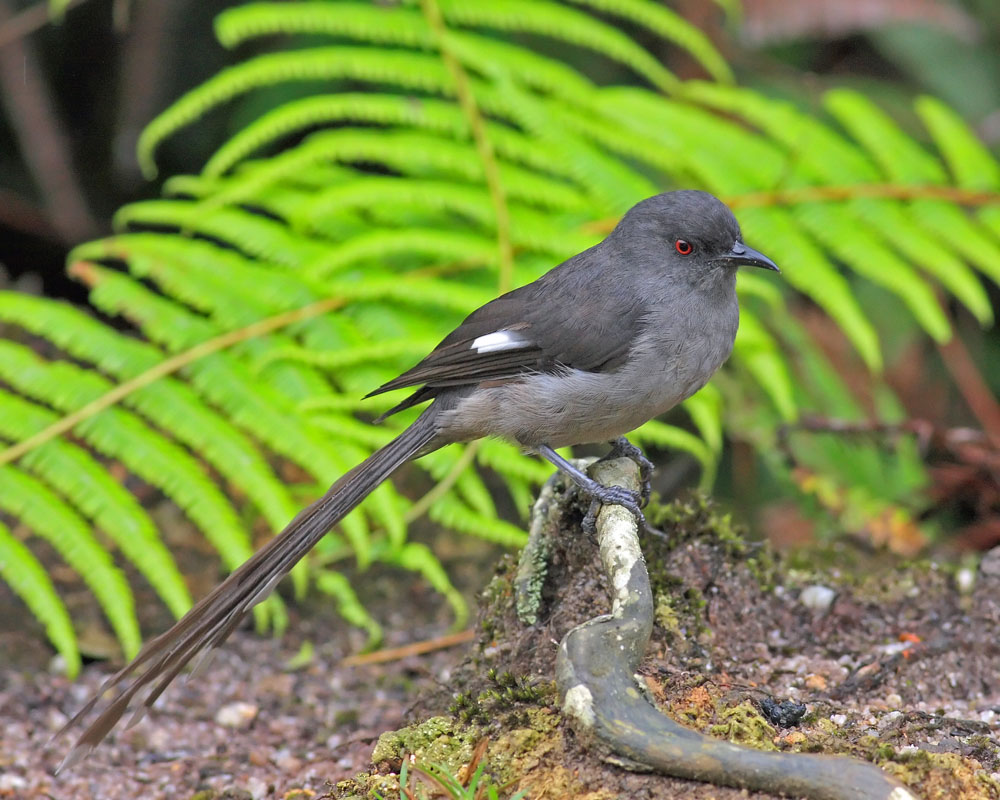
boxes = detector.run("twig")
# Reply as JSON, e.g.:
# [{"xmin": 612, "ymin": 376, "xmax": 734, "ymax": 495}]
[{"xmin": 340, "ymin": 629, "xmax": 475, "ymax": 666}]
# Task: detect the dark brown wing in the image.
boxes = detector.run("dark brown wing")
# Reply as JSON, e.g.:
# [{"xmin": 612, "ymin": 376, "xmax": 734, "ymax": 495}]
[{"xmin": 367, "ymin": 248, "xmax": 649, "ymax": 418}]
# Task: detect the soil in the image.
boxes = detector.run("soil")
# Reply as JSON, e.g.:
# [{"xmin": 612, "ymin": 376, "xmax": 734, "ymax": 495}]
[{"xmin": 2, "ymin": 493, "xmax": 999, "ymax": 799}]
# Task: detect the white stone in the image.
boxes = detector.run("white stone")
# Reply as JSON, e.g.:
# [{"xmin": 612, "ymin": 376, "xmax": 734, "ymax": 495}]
[
  {"xmin": 562, "ymin": 684, "xmax": 595, "ymax": 727},
  {"xmin": 215, "ymin": 701, "xmax": 259, "ymax": 728},
  {"xmin": 799, "ymin": 585, "xmax": 836, "ymax": 613}
]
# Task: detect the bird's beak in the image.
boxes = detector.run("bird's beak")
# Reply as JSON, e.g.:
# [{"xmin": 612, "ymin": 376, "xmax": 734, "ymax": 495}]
[{"xmin": 714, "ymin": 241, "xmax": 780, "ymax": 273}]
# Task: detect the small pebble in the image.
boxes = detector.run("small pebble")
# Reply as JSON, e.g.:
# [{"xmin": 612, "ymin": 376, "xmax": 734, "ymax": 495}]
[
  {"xmin": 48, "ymin": 655, "xmax": 68, "ymax": 676},
  {"xmin": 0, "ymin": 775, "xmax": 27, "ymax": 791},
  {"xmin": 886, "ymin": 693, "xmax": 902, "ymax": 709},
  {"xmin": 273, "ymin": 747, "xmax": 302, "ymax": 772},
  {"xmin": 215, "ymin": 701, "xmax": 259, "ymax": 728},
  {"xmin": 829, "ymin": 714, "xmax": 847, "ymax": 727},
  {"xmin": 799, "ymin": 585, "xmax": 836, "ymax": 613},
  {"xmin": 955, "ymin": 567, "xmax": 975, "ymax": 594},
  {"xmin": 246, "ymin": 776, "xmax": 269, "ymax": 800},
  {"xmin": 804, "ymin": 673, "xmax": 827, "ymax": 691},
  {"xmin": 980, "ymin": 546, "xmax": 1000, "ymax": 578},
  {"xmin": 147, "ymin": 727, "xmax": 173, "ymax": 751},
  {"xmin": 878, "ymin": 711, "xmax": 903, "ymax": 729}
]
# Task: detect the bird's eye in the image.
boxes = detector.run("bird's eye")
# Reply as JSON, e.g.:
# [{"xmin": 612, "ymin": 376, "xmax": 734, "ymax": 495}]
[{"xmin": 675, "ymin": 239, "xmax": 693, "ymax": 255}]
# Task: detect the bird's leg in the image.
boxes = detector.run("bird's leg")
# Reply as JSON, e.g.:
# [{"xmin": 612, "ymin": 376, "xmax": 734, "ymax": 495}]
[
  {"xmin": 536, "ymin": 444, "xmax": 660, "ymax": 537},
  {"xmin": 600, "ymin": 436, "xmax": 654, "ymax": 506}
]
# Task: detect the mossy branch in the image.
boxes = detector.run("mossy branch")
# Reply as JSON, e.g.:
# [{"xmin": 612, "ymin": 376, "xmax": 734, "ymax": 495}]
[{"xmin": 554, "ymin": 458, "xmax": 920, "ymax": 800}]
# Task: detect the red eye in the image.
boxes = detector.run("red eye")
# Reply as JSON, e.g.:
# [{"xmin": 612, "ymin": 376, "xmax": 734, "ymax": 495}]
[{"xmin": 675, "ymin": 239, "xmax": 693, "ymax": 255}]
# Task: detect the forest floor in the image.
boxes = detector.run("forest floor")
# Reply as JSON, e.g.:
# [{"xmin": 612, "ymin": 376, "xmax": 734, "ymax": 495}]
[{"xmin": 2, "ymin": 492, "xmax": 999, "ymax": 800}]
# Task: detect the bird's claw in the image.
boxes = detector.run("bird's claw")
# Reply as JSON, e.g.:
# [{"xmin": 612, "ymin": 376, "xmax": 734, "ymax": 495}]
[
  {"xmin": 580, "ymin": 483, "xmax": 665, "ymax": 540},
  {"xmin": 603, "ymin": 437, "xmax": 654, "ymax": 506}
]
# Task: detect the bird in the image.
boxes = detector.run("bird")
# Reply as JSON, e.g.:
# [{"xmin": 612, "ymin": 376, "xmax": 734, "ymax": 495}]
[{"xmin": 57, "ymin": 189, "xmax": 779, "ymax": 769}]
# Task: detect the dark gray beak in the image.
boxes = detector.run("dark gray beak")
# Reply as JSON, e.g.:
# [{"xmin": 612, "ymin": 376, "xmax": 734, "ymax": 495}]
[{"xmin": 714, "ymin": 241, "xmax": 780, "ymax": 273}]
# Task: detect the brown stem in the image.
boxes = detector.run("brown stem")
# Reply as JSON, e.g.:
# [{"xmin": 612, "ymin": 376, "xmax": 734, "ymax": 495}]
[
  {"xmin": 936, "ymin": 330, "xmax": 1000, "ymax": 440},
  {"xmin": 725, "ymin": 184, "xmax": 1000, "ymax": 209},
  {"xmin": 0, "ymin": 0, "xmax": 99, "ymax": 242},
  {"xmin": 0, "ymin": 0, "xmax": 86, "ymax": 50}
]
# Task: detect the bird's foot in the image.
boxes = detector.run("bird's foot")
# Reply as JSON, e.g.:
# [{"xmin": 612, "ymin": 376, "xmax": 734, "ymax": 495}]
[
  {"xmin": 580, "ymin": 483, "xmax": 665, "ymax": 540},
  {"xmin": 602, "ymin": 437, "xmax": 653, "ymax": 506},
  {"xmin": 534, "ymin": 444, "xmax": 664, "ymax": 539}
]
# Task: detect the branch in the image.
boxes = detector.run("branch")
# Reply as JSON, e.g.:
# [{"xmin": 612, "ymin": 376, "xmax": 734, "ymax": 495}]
[{"xmin": 554, "ymin": 457, "xmax": 920, "ymax": 800}]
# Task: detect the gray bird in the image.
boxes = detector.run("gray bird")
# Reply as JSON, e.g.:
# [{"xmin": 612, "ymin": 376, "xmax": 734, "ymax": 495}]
[{"xmin": 58, "ymin": 189, "xmax": 779, "ymax": 768}]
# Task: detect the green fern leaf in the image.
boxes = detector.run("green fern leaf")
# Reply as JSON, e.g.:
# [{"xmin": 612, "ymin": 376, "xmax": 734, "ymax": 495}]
[
  {"xmin": 0, "ymin": 390, "xmax": 191, "ymax": 620},
  {"xmin": 564, "ymin": 0, "xmax": 733, "ymax": 83},
  {"xmin": 0, "ymin": 341, "xmax": 257, "ymax": 577},
  {"xmin": 0, "ymin": 522, "xmax": 80, "ymax": 676},
  {"xmin": 632, "ymin": 419, "xmax": 717, "ymax": 489},
  {"xmin": 428, "ymin": 494, "xmax": 528, "ymax": 548},
  {"xmin": 914, "ymin": 96, "xmax": 1000, "ymax": 190},
  {"xmin": 138, "ymin": 48, "xmax": 456, "ymax": 177},
  {"xmin": 0, "ymin": 466, "xmax": 141, "ymax": 658}
]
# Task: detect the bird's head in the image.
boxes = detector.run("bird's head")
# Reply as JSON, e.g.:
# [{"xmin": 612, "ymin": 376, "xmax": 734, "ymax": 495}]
[{"xmin": 612, "ymin": 190, "xmax": 779, "ymax": 288}]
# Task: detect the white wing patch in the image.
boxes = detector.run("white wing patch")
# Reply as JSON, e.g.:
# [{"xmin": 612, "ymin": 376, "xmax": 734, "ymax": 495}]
[{"xmin": 471, "ymin": 330, "xmax": 531, "ymax": 354}]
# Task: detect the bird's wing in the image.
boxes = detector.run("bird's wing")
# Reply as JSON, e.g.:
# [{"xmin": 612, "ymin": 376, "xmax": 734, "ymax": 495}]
[{"xmin": 366, "ymin": 276, "xmax": 646, "ymax": 412}]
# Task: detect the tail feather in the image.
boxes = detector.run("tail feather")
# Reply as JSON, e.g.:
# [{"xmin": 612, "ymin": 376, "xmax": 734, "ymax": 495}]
[{"xmin": 57, "ymin": 406, "xmax": 441, "ymax": 771}]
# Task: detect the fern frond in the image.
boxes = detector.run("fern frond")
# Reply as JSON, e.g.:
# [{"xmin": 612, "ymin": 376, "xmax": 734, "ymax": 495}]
[
  {"xmin": 137, "ymin": 48, "xmax": 456, "ymax": 176},
  {"xmin": 0, "ymin": 390, "xmax": 191, "ymax": 620},
  {"xmin": 565, "ymin": 0, "xmax": 732, "ymax": 83},
  {"xmin": 72, "ymin": 266, "xmax": 349, "ymax": 486},
  {"xmin": 308, "ymin": 229, "xmax": 498, "ymax": 280},
  {"xmin": 0, "ymin": 466, "xmax": 141, "ymax": 658},
  {"xmin": 215, "ymin": 2, "xmax": 435, "ymax": 50},
  {"xmin": 203, "ymin": 93, "xmax": 465, "ymax": 176},
  {"xmin": 915, "ymin": 95, "xmax": 1000, "ymax": 245},
  {"xmin": 914, "ymin": 96, "xmax": 1000, "ymax": 191},
  {"xmin": 825, "ymin": 90, "xmax": 1000, "ymax": 285},
  {"xmin": 0, "ymin": 342, "xmax": 257, "ymax": 577},
  {"xmin": 632, "ymin": 420, "xmax": 717, "ymax": 489},
  {"xmin": 732, "ymin": 313, "xmax": 796, "ymax": 422},
  {"xmin": 430, "ymin": 0, "xmax": 681, "ymax": 93},
  {"xmin": 682, "ymin": 384, "xmax": 724, "ymax": 455},
  {"xmin": 0, "ymin": 522, "xmax": 80, "ymax": 675},
  {"xmin": 428, "ymin": 494, "xmax": 528, "ymax": 548},
  {"xmin": 476, "ymin": 440, "xmax": 555, "ymax": 485},
  {"xmin": 113, "ymin": 200, "xmax": 328, "ymax": 266}
]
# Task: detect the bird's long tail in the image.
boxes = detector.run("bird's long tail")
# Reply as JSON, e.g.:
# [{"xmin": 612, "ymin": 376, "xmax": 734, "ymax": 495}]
[{"xmin": 57, "ymin": 405, "xmax": 442, "ymax": 771}]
